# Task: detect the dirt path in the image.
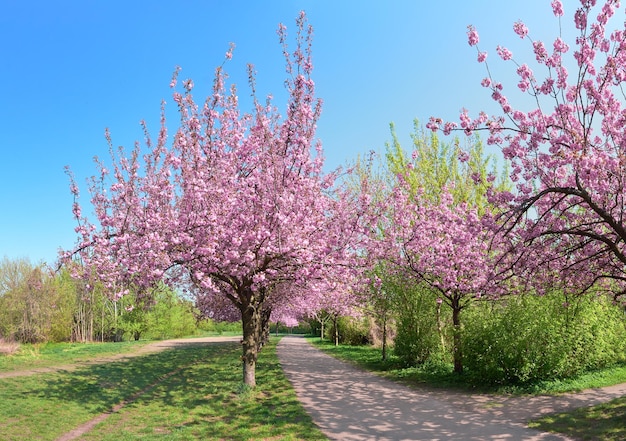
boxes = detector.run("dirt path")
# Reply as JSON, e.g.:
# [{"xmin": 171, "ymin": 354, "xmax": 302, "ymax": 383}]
[
  {"xmin": 0, "ymin": 335, "xmax": 241, "ymax": 379},
  {"xmin": 277, "ymin": 335, "xmax": 626, "ymax": 441}
]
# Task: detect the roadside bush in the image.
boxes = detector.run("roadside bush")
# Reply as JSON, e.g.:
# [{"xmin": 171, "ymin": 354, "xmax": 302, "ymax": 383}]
[
  {"xmin": 463, "ymin": 292, "xmax": 626, "ymax": 385},
  {"xmin": 198, "ymin": 318, "xmax": 241, "ymax": 334},
  {"xmin": 393, "ymin": 283, "xmax": 450, "ymax": 367},
  {"xmin": 144, "ymin": 288, "xmax": 197, "ymax": 340},
  {"xmin": 334, "ymin": 316, "xmax": 370, "ymax": 345}
]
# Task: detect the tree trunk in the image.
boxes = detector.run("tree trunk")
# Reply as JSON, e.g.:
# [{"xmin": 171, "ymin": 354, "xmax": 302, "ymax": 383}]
[
  {"xmin": 436, "ymin": 300, "xmax": 447, "ymax": 353},
  {"xmin": 241, "ymin": 302, "xmax": 259, "ymax": 388},
  {"xmin": 451, "ymin": 297, "xmax": 463, "ymax": 374},
  {"xmin": 333, "ymin": 315, "xmax": 339, "ymax": 346},
  {"xmin": 239, "ymin": 290, "xmax": 272, "ymax": 388},
  {"xmin": 381, "ymin": 314, "xmax": 388, "ymax": 361},
  {"xmin": 258, "ymin": 306, "xmax": 271, "ymax": 351}
]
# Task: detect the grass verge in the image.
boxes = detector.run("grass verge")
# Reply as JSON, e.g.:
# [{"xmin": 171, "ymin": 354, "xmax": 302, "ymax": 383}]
[
  {"xmin": 528, "ymin": 396, "xmax": 626, "ymax": 441},
  {"xmin": 308, "ymin": 337, "xmax": 626, "ymax": 395},
  {"xmin": 0, "ymin": 340, "xmax": 149, "ymax": 372},
  {"xmin": 0, "ymin": 338, "xmax": 327, "ymax": 441}
]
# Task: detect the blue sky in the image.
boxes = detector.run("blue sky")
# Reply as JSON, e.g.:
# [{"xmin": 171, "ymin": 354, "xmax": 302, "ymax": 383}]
[{"xmin": 1, "ymin": 0, "xmax": 562, "ymax": 265}]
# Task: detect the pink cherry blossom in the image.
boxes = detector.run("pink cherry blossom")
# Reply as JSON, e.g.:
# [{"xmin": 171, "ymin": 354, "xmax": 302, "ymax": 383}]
[
  {"xmin": 551, "ymin": 0, "xmax": 564, "ymax": 16},
  {"xmin": 497, "ymin": 45, "xmax": 513, "ymax": 60},
  {"xmin": 467, "ymin": 25, "xmax": 480, "ymax": 46},
  {"xmin": 64, "ymin": 12, "xmax": 369, "ymax": 387},
  {"xmin": 430, "ymin": 0, "xmax": 626, "ymax": 302},
  {"xmin": 513, "ymin": 21, "xmax": 529, "ymax": 38}
]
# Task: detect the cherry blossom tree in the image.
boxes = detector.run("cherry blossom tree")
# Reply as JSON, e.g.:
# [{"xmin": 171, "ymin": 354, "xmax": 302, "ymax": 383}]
[
  {"xmin": 65, "ymin": 13, "xmax": 364, "ymax": 387},
  {"xmin": 382, "ymin": 179, "xmax": 503, "ymax": 373},
  {"xmin": 429, "ymin": 0, "xmax": 626, "ymax": 303}
]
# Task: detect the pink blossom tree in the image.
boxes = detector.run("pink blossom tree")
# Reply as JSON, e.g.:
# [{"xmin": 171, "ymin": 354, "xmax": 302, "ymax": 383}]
[
  {"xmin": 382, "ymin": 179, "xmax": 503, "ymax": 373},
  {"xmin": 429, "ymin": 0, "xmax": 626, "ymax": 303},
  {"xmin": 65, "ymin": 13, "xmax": 364, "ymax": 387}
]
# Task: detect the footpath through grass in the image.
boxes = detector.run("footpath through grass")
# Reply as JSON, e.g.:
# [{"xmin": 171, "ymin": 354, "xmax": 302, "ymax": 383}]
[
  {"xmin": 0, "ymin": 338, "xmax": 327, "ymax": 441},
  {"xmin": 0, "ymin": 340, "xmax": 150, "ymax": 372},
  {"xmin": 310, "ymin": 337, "xmax": 626, "ymax": 441}
]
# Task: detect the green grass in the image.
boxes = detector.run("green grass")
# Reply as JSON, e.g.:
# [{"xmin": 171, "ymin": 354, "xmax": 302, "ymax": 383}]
[
  {"xmin": 528, "ymin": 397, "xmax": 626, "ymax": 441},
  {"xmin": 0, "ymin": 340, "xmax": 150, "ymax": 372},
  {"xmin": 0, "ymin": 338, "xmax": 327, "ymax": 441}
]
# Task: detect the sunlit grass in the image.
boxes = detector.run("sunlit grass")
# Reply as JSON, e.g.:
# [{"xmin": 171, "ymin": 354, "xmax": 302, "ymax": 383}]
[
  {"xmin": 0, "ymin": 340, "xmax": 149, "ymax": 372},
  {"xmin": 0, "ymin": 338, "xmax": 326, "ymax": 441},
  {"xmin": 528, "ymin": 397, "xmax": 626, "ymax": 441}
]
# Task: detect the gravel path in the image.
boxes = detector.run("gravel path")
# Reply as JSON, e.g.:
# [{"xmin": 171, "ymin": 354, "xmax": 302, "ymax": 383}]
[{"xmin": 277, "ymin": 335, "xmax": 626, "ymax": 441}]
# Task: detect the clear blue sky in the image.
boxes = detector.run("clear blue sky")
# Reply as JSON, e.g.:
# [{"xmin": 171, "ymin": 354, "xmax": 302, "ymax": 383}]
[{"xmin": 1, "ymin": 0, "xmax": 561, "ymax": 265}]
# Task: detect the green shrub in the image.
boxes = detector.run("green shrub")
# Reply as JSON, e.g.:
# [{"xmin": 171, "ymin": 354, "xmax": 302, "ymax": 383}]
[
  {"xmin": 334, "ymin": 316, "xmax": 370, "ymax": 345},
  {"xmin": 393, "ymin": 283, "xmax": 450, "ymax": 367},
  {"xmin": 463, "ymin": 292, "xmax": 626, "ymax": 385},
  {"xmin": 197, "ymin": 318, "xmax": 241, "ymax": 335}
]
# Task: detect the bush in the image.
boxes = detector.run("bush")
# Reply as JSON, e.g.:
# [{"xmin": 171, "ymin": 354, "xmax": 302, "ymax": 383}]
[
  {"xmin": 197, "ymin": 318, "xmax": 241, "ymax": 335},
  {"xmin": 144, "ymin": 291, "xmax": 197, "ymax": 340},
  {"xmin": 393, "ymin": 283, "xmax": 450, "ymax": 367},
  {"xmin": 333, "ymin": 316, "xmax": 370, "ymax": 345},
  {"xmin": 462, "ymin": 292, "xmax": 626, "ymax": 385},
  {"xmin": 0, "ymin": 338, "xmax": 20, "ymax": 356}
]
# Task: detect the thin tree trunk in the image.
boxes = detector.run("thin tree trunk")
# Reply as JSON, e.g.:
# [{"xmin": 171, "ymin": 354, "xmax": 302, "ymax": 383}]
[
  {"xmin": 381, "ymin": 314, "xmax": 387, "ymax": 361},
  {"xmin": 451, "ymin": 297, "xmax": 463, "ymax": 374},
  {"xmin": 436, "ymin": 300, "xmax": 447, "ymax": 353}
]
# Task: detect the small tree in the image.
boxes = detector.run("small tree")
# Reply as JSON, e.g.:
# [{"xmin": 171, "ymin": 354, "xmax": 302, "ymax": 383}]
[
  {"xmin": 382, "ymin": 183, "xmax": 505, "ymax": 373},
  {"xmin": 370, "ymin": 125, "xmax": 509, "ymax": 372}
]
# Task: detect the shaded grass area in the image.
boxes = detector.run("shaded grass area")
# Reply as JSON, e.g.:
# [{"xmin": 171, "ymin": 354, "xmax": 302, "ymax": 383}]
[
  {"xmin": 0, "ymin": 338, "xmax": 327, "ymax": 441},
  {"xmin": 528, "ymin": 396, "xmax": 626, "ymax": 441},
  {"xmin": 0, "ymin": 340, "xmax": 150, "ymax": 372}
]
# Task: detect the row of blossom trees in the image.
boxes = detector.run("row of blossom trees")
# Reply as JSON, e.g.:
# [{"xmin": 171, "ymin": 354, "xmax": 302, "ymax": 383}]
[{"xmin": 65, "ymin": 1, "xmax": 626, "ymax": 385}]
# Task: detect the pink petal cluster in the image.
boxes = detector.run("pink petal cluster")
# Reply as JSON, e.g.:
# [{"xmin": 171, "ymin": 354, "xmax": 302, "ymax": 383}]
[
  {"xmin": 64, "ymin": 13, "xmax": 370, "ymax": 386},
  {"xmin": 428, "ymin": 0, "xmax": 626, "ymax": 301}
]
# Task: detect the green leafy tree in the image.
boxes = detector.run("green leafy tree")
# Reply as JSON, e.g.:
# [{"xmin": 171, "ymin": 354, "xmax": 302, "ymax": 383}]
[
  {"xmin": 144, "ymin": 287, "xmax": 197, "ymax": 340},
  {"xmin": 385, "ymin": 119, "xmax": 510, "ymax": 209}
]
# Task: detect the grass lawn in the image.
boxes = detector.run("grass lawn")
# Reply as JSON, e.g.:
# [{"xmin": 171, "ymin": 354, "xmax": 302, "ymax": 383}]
[
  {"xmin": 0, "ymin": 338, "xmax": 327, "ymax": 441},
  {"xmin": 0, "ymin": 340, "xmax": 150, "ymax": 372}
]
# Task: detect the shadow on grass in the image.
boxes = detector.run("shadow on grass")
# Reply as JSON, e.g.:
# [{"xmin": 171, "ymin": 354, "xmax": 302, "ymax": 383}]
[
  {"xmin": 38, "ymin": 341, "xmax": 237, "ymax": 413},
  {"xmin": 17, "ymin": 338, "xmax": 326, "ymax": 441}
]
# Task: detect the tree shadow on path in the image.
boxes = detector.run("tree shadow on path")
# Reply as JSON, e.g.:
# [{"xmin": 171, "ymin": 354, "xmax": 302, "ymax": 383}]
[{"xmin": 277, "ymin": 335, "xmax": 620, "ymax": 441}]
